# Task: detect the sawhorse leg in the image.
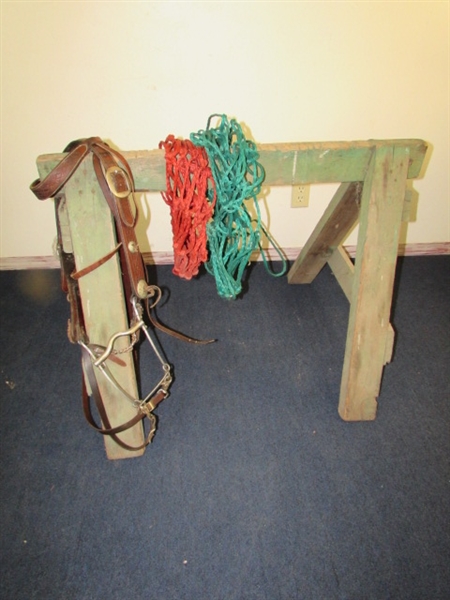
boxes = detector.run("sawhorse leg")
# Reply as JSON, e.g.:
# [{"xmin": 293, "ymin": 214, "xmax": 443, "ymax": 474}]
[
  {"xmin": 289, "ymin": 145, "xmax": 410, "ymax": 420},
  {"xmin": 63, "ymin": 158, "xmax": 146, "ymax": 458}
]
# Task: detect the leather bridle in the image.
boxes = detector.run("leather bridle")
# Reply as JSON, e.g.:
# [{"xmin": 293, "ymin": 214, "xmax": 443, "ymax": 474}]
[{"xmin": 31, "ymin": 137, "xmax": 213, "ymax": 451}]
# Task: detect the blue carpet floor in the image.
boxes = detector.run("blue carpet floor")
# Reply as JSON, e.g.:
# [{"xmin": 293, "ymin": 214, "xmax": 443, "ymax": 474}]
[{"xmin": 1, "ymin": 257, "xmax": 449, "ymax": 599}]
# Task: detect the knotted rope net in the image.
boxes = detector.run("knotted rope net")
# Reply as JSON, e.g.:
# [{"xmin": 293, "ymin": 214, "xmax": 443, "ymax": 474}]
[
  {"xmin": 191, "ymin": 114, "xmax": 285, "ymax": 299},
  {"xmin": 159, "ymin": 135, "xmax": 216, "ymax": 280}
]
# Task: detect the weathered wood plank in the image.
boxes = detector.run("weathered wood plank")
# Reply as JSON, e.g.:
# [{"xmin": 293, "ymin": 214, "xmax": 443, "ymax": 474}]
[
  {"xmin": 338, "ymin": 145, "xmax": 410, "ymax": 421},
  {"xmin": 328, "ymin": 245, "xmax": 395, "ymax": 365},
  {"xmin": 402, "ymin": 187, "xmax": 414, "ymax": 222},
  {"xmin": 287, "ymin": 182, "xmax": 361, "ymax": 284},
  {"xmin": 327, "ymin": 245, "xmax": 355, "ymax": 302},
  {"xmin": 36, "ymin": 139, "xmax": 427, "ymax": 190},
  {"xmin": 258, "ymin": 140, "xmax": 426, "ymax": 184},
  {"xmin": 62, "ymin": 156, "xmax": 145, "ymax": 458},
  {"xmin": 56, "ymin": 197, "xmax": 73, "ymax": 253}
]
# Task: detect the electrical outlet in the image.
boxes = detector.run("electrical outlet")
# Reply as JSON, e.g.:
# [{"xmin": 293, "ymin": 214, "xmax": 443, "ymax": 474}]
[{"xmin": 291, "ymin": 185, "xmax": 310, "ymax": 208}]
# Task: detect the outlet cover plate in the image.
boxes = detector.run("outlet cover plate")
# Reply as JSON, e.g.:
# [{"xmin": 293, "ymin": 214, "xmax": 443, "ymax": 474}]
[{"xmin": 291, "ymin": 185, "xmax": 310, "ymax": 208}]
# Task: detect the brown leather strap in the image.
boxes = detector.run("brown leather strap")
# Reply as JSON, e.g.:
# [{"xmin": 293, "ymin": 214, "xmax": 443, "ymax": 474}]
[
  {"xmin": 90, "ymin": 146, "xmax": 148, "ymax": 299},
  {"xmin": 30, "ymin": 141, "xmax": 90, "ymax": 200},
  {"xmin": 146, "ymin": 301, "xmax": 216, "ymax": 345},
  {"xmin": 71, "ymin": 244, "xmax": 122, "ymax": 280}
]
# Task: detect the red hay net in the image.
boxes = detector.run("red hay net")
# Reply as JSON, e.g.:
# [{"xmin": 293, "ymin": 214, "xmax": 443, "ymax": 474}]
[{"xmin": 159, "ymin": 135, "xmax": 216, "ymax": 280}]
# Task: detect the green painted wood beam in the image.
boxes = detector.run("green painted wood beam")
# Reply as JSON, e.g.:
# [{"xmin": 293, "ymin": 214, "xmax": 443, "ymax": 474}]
[{"xmin": 36, "ymin": 139, "xmax": 428, "ymax": 191}]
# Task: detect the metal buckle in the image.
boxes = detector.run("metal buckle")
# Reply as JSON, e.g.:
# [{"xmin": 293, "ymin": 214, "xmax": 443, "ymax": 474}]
[
  {"xmin": 140, "ymin": 388, "xmax": 169, "ymax": 415},
  {"xmin": 104, "ymin": 166, "xmax": 132, "ymax": 199}
]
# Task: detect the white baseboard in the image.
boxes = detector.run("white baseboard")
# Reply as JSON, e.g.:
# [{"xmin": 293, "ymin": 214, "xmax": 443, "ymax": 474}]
[{"xmin": 1, "ymin": 242, "xmax": 449, "ymax": 271}]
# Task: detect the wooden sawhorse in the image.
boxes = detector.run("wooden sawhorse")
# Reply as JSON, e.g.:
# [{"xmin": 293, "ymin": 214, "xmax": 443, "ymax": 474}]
[{"xmin": 36, "ymin": 138, "xmax": 428, "ymax": 458}]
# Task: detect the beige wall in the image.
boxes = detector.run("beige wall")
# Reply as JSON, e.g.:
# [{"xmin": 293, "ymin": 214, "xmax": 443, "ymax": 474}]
[{"xmin": 1, "ymin": 0, "xmax": 449, "ymax": 260}]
